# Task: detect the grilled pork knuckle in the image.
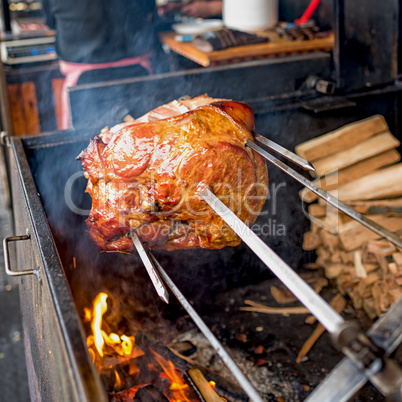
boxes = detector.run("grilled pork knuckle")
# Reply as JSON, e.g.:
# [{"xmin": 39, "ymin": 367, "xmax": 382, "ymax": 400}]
[{"xmin": 79, "ymin": 96, "xmax": 268, "ymax": 251}]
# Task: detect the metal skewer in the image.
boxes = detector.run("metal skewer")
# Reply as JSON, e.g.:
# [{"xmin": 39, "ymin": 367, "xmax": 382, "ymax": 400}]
[
  {"xmin": 254, "ymin": 134, "xmax": 316, "ymax": 172},
  {"xmin": 148, "ymin": 252, "xmax": 264, "ymax": 402},
  {"xmin": 246, "ymin": 140, "xmax": 402, "ymax": 249},
  {"xmin": 201, "ymin": 187, "xmax": 343, "ymax": 333},
  {"xmin": 130, "ymin": 231, "xmax": 169, "ymax": 304},
  {"xmin": 200, "ymin": 187, "xmax": 402, "ymax": 397}
]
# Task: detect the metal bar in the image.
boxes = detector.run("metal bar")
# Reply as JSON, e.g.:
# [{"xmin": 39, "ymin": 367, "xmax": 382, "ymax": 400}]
[
  {"xmin": 130, "ymin": 231, "xmax": 169, "ymax": 304},
  {"xmin": 306, "ymin": 297, "xmax": 402, "ymax": 402},
  {"xmin": 148, "ymin": 252, "xmax": 264, "ymax": 402},
  {"xmin": 253, "ymin": 134, "xmax": 315, "ymax": 172},
  {"xmin": 246, "ymin": 140, "xmax": 402, "ymax": 249},
  {"xmin": 200, "ymin": 188, "xmax": 344, "ymax": 334}
]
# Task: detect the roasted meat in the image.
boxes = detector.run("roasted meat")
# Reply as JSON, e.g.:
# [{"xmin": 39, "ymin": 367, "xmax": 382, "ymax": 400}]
[{"xmin": 79, "ymin": 96, "xmax": 268, "ymax": 252}]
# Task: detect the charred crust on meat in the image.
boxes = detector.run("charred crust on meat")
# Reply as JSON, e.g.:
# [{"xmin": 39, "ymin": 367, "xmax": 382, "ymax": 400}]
[{"xmin": 80, "ymin": 96, "xmax": 268, "ymax": 252}]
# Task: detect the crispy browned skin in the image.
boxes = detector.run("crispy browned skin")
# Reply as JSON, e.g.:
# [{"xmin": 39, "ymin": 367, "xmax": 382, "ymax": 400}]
[{"xmin": 79, "ymin": 101, "xmax": 268, "ymax": 252}]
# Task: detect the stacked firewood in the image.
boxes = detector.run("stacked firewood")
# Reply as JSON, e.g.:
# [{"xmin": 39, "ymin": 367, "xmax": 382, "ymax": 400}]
[{"xmin": 296, "ymin": 115, "xmax": 402, "ymax": 319}]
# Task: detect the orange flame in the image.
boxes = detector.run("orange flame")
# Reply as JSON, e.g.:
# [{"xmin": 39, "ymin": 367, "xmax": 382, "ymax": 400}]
[
  {"xmin": 84, "ymin": 307, "xmax": 92, "ymax": 322},
  {"xmin": 92, "ymin": 292, "xmax": 108, "ymax": 357},
  {"xmin": 85, "ymin": 292, "xmax": 220, "ymax": 400},
  {"xmin": 87, "ymin": 292, "xmax": 143, "ymax": 360},
  {"xmin": 115, "ymin": 371, "xmax": 122, "ymax": 389},
  {"xmin": 151, "ymin": 350, "xmax": 193, "ymax": 401}
]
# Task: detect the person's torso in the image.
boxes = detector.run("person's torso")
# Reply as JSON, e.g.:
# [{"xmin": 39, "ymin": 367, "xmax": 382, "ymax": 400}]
[{"xmin": 49, "ymin": 0, "xmax": 155, "ymax": 63}]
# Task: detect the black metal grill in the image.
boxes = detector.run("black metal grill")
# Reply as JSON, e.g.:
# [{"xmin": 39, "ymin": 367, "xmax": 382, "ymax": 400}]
[
  {"xmin": 4, "ymin": 0, "xmax": 402, "ymax": 395},
  {"xmin": 8, "ymin": 116, "xmax": 402, "ymax": 401}
]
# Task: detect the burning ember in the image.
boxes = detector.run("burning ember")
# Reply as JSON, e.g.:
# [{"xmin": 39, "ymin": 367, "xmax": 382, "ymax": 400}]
[{"xmin": 85, "ymin": 292, "xmax": 216, "ymax": 401}]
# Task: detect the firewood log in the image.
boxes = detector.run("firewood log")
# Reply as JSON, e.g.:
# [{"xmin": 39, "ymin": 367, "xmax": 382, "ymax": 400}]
[
  {"xmin": 295, "ymin": 115, "xmax": 389, "ymax": 162},
  {"xmin": 311, "ymin": 132, "xmax": 400, "ymax": 177}
]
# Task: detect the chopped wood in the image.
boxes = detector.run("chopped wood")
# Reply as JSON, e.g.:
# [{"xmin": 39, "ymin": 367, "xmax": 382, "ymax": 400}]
[
  {"xmin": 187, "ymin": 368, "xmax": 223, "ymax": 402},
  {"xmin": 295, "ymin": 117, "xmax": 402, "ymax": 320},
  {"xmin": 347, "ymin": 198, "xmax": 402, "ymax": 215},
  {"xmin": 338, "ymin": 215, "xmax": 402, "ymax": 251},
  {"xmin": 336, "ymin": 272, "xmax": 354, "ymax": 294},
  {"xmin": 356, "ymin": 271, "xmax": 382, "ymax": 300},
  {"xmin": 318, "ymin": 230, "xmax": 339, "ymax": 254},
  {"xmin": 311, "ymin": 222, "xmax": 320, "ymax": 234},
  {"xmin": 315, "ymin": 246, "xmax": 330, "ymax": 268},
  {"xmin": 349, "ymin": 288, "xmax": 363, "ymax": 310},
  {"xmin": 371, "ymin": 281, "xmax": 390, "ymax": 316},
  {"xmin": 365, "ymin": 239, "xmax": 396, "ymax": 256},
  {"xmin": 392, "ymin": 252, "xmax": 402, "ymax": 267},
  {"xmin": 300, "ymin": 271, "xmax": 328, "ymax": 284},
  {"xmin": 295, "ymin": 115, "xmax": 389, "ymax": 162},
  {"xmin": 376, "ymin": 255, "xmax": 390, "ymax": 272},
  {"xmin": 309, "ymin": 205, "xmax": 341, "ymax": 234},
  {"xmin": 357, "ymin": 282, "xmax": 374, "ymax": 299},
  {"xmin": 311, "ymin": 132, "xmax": 400, "ymax": 177},
  {"xmin": 362, "ymin": 239, "xmax": 397, "ymax": 273},
  {"xmin": 353, "ymin": 250, "xmax": 367, "ymax": 278},
  {"xmin": 271, "ymin": 276, "xmax": 326, "ymax": 307},
  {"xmin": 299, "ymin": 149, "xmax": 400, "ymax": 203},
  {"xmin": 388, "ymin": 263, "xmax": 402, "ymax": 285},
  {"xmin": 302, "ymin": 231, "xmax": 321, "ymax": 250},
  {"xmin": 241, "ymin": 300, "xmax": 310, "ymax": 316},
  {"xmin": 305, "ymin": 315, "xmax": 317, "ymax": 325},
  {"xmin": 308, "ymin": 203, "xmax": 327, "ymax": 217},
  {"xmin": 363, "ymin": 297, "xmax": 378, "ymax": 320},
  {"xmin": 340, "ymin": 251, "xmax": 354, "ymax": 265},
  {"xmin": 361, "ymin": 270, "xmax": 383, "ymax": 286},
  {"xmin": 361, "ymin": 249, "xmax": 378, "ymax": 264},
  {"xmin": 303, "ymin": 262, "xmax": 322, "ymax": 270},
  {"xmin": 324, "ymin": 263, "xmax": 349, "ymax": 279},
  {"xmin": 363, "ymin": 263, "xmax": 380, "ymax": 274},
  {"xmin": 296, "ymin": 294, "xmax": 346, "ymax": 363},
  {"xmin": 330, "ymin": 250, "xmax": 342, "ymax": 264},
  {"xmin": 270, "ymin": 285, "xmax": 297, "ymax": 304},
  {"xmin": 313, "ymin": 277, "xmax": 328, "ymax": 294},
  {"xmin": 330, "ymin": 163, "xmax": 402, "ymax": 202},
  {"xmin": 315, "ymin": 254, "xmax": 327, "ymax": 269},
  {"xmin": 388, "ymin": 287, "xmax": 402, "ymax": 303}
]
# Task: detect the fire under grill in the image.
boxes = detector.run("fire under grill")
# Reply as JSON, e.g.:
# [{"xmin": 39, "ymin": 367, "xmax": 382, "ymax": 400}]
[{"xmin": 6, "ymin": 127, "xmax": 402, "ymax": 402}]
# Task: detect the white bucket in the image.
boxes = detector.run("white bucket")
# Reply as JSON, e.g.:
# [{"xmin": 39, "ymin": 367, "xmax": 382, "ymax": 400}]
[{"xmin": 223, "ymin": 0, "xmax": 278, "ymax": 32}]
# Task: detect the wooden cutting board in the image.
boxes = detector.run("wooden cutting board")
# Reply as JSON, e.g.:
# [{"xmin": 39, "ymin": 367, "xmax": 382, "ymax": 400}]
[{"xmin": 159, "ymin": 30, "xmax": 334, "ymax": 67}]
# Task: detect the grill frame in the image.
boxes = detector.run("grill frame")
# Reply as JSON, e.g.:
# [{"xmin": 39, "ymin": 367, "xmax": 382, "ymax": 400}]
[{"xmin": 9, "ymin": 135, "xmax": 106, "ymax": 402}]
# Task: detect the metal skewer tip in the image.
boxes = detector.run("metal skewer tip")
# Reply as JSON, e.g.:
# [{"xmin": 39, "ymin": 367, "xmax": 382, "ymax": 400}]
[
  {"xmin": 251, "ymin": 135, "xmax": 316, "ymax": 172},
  {"xmin": 148, "ymin": 252, "xmax": 264, "ymax": 402},
  {"xmin": 130, "ymin": 231, "xmax": 169, "ymax": 304}
]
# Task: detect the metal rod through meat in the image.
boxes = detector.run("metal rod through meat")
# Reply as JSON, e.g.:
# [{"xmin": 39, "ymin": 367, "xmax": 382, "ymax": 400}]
[
  {"xmin": 148, "ymin": 252, "xmax": 264, "ymax": 402},
  {"xmin": 254, "ymin": 134, "xmax": 316, "ymax": 172},
  {"xmin": 200, "ymin": 187, "xmax": 344, "ymax": 334},
  {"xmin": 130, "ymin": 231, "xmax": 169, "ymax": 304},
  {"xmin": 246, "ymin": 140, "xmax": 402, "ymax": 249}
]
